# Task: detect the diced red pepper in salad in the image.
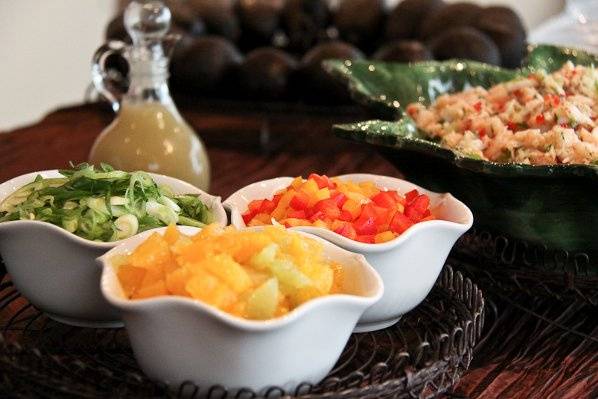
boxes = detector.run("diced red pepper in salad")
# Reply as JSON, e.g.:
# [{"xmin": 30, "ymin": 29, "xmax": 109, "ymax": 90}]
[{"xmin": 241, "ymin": 174, "xmax": 436, "ymax": 243}]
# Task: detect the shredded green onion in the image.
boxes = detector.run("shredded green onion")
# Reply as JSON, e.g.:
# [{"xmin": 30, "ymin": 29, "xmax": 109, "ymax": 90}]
[{"xmin": 0, "ymin": 163, "xmax": 213, "ymax": 241}]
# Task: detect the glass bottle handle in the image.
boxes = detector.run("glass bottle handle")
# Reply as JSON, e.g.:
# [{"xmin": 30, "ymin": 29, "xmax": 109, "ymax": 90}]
[{"xmin": 91, "ymin": 41, "xmax": 128, "ymax": 113}]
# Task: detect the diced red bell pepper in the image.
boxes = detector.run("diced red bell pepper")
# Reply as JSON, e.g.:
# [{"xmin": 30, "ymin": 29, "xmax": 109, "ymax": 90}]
[
  {"xmin": 535, "ymin": 114, "xmax": 545, "ymax": 125},
  {"xmin": 247, "ymin": 200, "xmax": 264, "ymax": 213},
  {"xmin": 355, "ymin": 234, "xmax": 375, "ymax": 244},
  {"xmin": 338, "ymin": 210, "xmax": 354, "ymax": 221},
  {"xmin": 308, "ymin": 173, "xmax": 336, "ymax": 189},
  {"xmin": 372, "ymin": 205, "xmax": 390, "ymax": 225},
  {"xmin": 330, "ymin": 192, "xmax": 347, "ymax": 207},
  {"xmin": 260, "ymin": 199, "xmax": 277, "ymax": 214},
  {"xmin": 287, "ymin": 209, "xmax": 307, "ymax": 219},
  {"xmin": 360, "ymin": 203, "xmax": 390, "ymax": 226},
  {"xmin": 334, "ymin": 222, "xmax": 357, "ymax": 240},
  {"xmin": 405, "ymin": 189, "xmax": 420, "ymax": 204},
  {"xmin": 371, "ymin": 191, "xmax": 397, "ymax": 208},
  {"xmin": 312, "ymin": 198, "xmax": 341, "ymax": 220},
  {"xmin": 390, "ymin": 212, "xmax": 414, "ymax": 234},
  {"xmin": 405, "ymin": 194, "xmax": 431, "ymax": 222},
  {"xmin": 243, "ymin": 199, "xmax": 267, "ymax": 224},
  {"xmin": 353, "ymin": 214, "xmax": 377, "ymax": 235},
  {"xmin": 289, "ymin": 191, "xmax": 309, "ymax": 210},
  {"xmin": 309, "ymin": 211, "xmax": 325, "ymax": 222},
  {"xmin": 388, "ymin": 190, "xmax": 405, "ymax": 205},
  {"xmin": 242, "ymin": 212, "xmax": 255, "ymax": 225},
  {"xmin": 544, "ymin": 94, "xmax": 560, "ymax": 107}
]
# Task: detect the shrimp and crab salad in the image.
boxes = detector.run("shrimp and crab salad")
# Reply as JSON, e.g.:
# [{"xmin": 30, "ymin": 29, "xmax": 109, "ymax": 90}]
[{"xmin": 407, "ymin": 61, "xmax": 598, "ymax": 165}]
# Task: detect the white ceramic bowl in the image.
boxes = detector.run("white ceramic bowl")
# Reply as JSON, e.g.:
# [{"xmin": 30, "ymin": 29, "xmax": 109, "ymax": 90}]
[
  {"xmin": 98, "ymin": 226, "xmax": 383, "ymax": 392},
  {"xmin": 0, "ymin": 170, "xmax": 227, "ymax": 327},
  {"xmin": 224, "ymin": 174, "xmax": 473, "ymax": 332}
]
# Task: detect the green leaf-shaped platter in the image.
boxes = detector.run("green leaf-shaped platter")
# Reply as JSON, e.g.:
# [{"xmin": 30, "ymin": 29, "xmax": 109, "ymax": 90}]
[{"xmin": 326, "ymin": 45, "xmax": 598, "ymax": 254}]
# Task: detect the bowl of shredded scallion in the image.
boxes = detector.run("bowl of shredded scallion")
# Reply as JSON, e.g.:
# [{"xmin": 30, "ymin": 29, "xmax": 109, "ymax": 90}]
[{"xmin": 0, "ymin": 163, "xmax": 227, "ymax": 327}]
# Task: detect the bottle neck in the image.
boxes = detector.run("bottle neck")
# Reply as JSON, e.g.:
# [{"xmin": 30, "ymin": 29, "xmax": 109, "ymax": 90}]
[
  {"xmin": 126, "ymin": 74, "xmax": 172, "ymax": 104},
  {"xmin": 123, "ymin": 44, "xmax": 173, "ymax": 102}
]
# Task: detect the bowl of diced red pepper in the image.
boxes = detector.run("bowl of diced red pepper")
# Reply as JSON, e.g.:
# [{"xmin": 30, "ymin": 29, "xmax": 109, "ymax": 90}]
[
  {"xmin": 224, "ymin": 173, "xmax": 473, "ymax": 332},
  {"xmin": 236, "ymin": 173, "xmax": 434, "ymax": 244}
]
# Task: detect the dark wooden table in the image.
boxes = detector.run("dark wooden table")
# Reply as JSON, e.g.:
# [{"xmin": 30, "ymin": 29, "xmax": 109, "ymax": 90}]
[{"xmin": 1, "ymin": 103, "xmax": 596, "ymax": 399}]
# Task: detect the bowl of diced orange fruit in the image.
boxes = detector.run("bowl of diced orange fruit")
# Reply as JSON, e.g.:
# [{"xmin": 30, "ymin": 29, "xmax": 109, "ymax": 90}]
[
  {"xmin": 224, "ymin": 173, "xmax": 473, "ymax": 332},
  {"xmin": 99, "ymin": 224, "xmax": 382, "ymax": 392}
]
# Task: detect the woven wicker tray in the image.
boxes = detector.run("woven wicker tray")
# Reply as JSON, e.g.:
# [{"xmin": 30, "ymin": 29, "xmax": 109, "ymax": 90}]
[
  {"xmin": 452, "ymin": 227, "xmax": 598, "ymax": 304},
  {"xmin": 0, "ymin": 260, "xmax": 483, "ymax": 399}
]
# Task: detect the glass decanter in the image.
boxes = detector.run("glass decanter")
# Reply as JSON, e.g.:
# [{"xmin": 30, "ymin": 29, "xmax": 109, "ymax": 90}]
[{"xmin": 89, "ymin": 0, "xmax": 210, "ymax": 191}]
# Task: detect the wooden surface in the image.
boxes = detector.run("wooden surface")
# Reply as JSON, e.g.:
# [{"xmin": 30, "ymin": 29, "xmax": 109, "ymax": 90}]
[{"xmin": 1, "ymin": 103, "xmax": 597, "ymax": 399}]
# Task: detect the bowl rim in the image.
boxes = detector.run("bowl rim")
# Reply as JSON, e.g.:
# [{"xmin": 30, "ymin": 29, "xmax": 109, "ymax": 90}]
[
  {"xmin": 98, "ymin": 226, "xmax": 384, "ymax": 331},
  {"xmin": 224, "ymin": 173, "xmax": 473, "ymax": 253},
  {"xmin": 0, "ymin": 169, "xmax": 228, "ymax": 248}
]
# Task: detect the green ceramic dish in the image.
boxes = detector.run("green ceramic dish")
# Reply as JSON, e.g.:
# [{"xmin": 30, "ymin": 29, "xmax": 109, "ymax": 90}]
[{"xmin": 325, "ymin": 45, "xmax": 598, "ymax": 253}]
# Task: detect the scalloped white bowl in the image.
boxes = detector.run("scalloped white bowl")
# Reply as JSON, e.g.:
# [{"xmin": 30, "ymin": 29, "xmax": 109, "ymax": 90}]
[
  {"xmin": 224, "ymin": 174, "xmax": 473, "ymax": 332},
  {"xmin": 98, "ymin": 226, "xmax": 383, "ymax": 392},
  {"xmin": 0, "ymin": 170, "xmax": 227, "ymax": 327}
]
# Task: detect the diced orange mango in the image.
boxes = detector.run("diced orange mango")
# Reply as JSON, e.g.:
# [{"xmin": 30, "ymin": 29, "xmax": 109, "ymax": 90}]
[
  {"xmin": 128, "ymin": 232, "xmax": 171, "ymax": 268},
  {"xmin": 185, "ymin": 269, "xmax": 237, "ymax": 309},
  {"xmin": 116, "ymin": 225, "xmax": 344, "ymax": 321},
  {"xmin": 330, "ymin": 263, "xmax": 344, "ymax": 294},
  {"xmin": 133, "ymin": 279, "xmax": 168, "ymax": 299},
  {"xmin": 165, "ymin": 268, "xmax": 190, "ymax": 296},
  {"xmin": 200, "ymin": 254, "xmax": 252, "ymax": 293},
  {"xmin": 288, "ymin": 286, "xmax": 321, "ymax": 307},
  {"xmin": 163, "ymin": 224, "xmax": 180, "ymax": 245},
  {"xmin": 117, "ymin": 265, "xmax": 146, "ymax": 298}
]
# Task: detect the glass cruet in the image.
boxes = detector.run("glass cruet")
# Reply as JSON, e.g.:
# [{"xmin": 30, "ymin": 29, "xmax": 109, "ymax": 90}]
[{"xmin": 89, "ymin": 0, "xmax": 210, "ymax": 191}]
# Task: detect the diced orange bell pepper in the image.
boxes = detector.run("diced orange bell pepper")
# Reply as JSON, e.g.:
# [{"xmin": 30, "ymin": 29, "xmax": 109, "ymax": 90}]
[
  {"xmin": 302, "ymin": 179, "xmax": 319, "ymax": 197},
  {"xmin": 375, "ymin": 231, "xmax": 396, "ymax": 243},
  {"xmin": 311, "ymin": 219, "xmax": 329, "ymax": 229},
  {"xmin": 291, "ymin": 176, "xmax": 304, "ymax": 189},
  {"xmin": 282, "ymin": 218, "xmax": 312, "ymax": 227},
  {"xmin": 342, "ymin": 199, "xmax": 361, "ymax": 219},
  {"xmin": 314, "ymin": 187, "xmax": 331, "ymax": 202}
]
